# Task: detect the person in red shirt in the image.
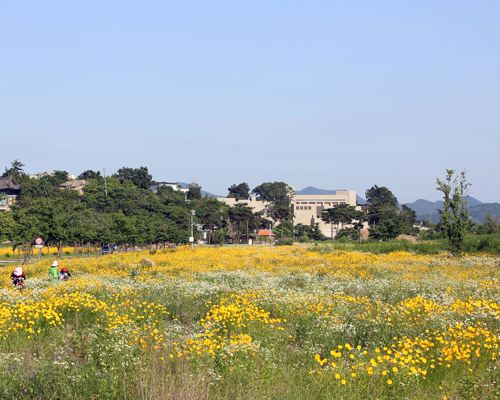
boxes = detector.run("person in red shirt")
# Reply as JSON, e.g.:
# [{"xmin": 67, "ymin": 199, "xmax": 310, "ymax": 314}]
[{"xmin": 58, "ymin": 267, "xmax": 72, "ymax": 281}]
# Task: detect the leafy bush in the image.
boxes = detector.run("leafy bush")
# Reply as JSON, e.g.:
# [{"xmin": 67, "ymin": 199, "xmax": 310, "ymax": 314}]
[
  {"xmin": 275, "ymin": 238, "xmax": 293, "ymax": 246},
  {"xmin": 308, "ymin": 239, "xmax": 450, "ymax": 255},
  {"xmin": 462, "ymin": 234, "xmax": 500, "ymax": 254},
  {"xmin": 335, "ymin": 227, "xmax": 358, "ymax": 240}
]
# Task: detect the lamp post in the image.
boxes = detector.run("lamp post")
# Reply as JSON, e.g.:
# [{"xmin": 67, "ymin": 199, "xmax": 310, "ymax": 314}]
[
  {"xmin": 190, "ymin": 210, "xmax": 195, "ymax": 249},
  {"xmin": 269, "ymin": 222, "xmax": 272, "ymax": 245}
]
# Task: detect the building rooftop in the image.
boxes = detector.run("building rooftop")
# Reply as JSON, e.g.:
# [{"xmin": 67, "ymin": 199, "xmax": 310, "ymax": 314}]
[{"xmin": 0, "ymin": 176, "xmax": 20, "ymax": 191}]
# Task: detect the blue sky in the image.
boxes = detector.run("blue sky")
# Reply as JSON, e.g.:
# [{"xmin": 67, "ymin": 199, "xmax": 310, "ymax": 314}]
[{"xmin": 2, "ymin": 1, "xmax": 499, "ymax": 203}]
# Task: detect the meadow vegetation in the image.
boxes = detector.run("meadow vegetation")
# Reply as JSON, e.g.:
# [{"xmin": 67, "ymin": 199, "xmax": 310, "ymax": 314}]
[
  {"xmin": 324, "ymin": 234, "xmax": 500, "ymax": 256},
  {"xmin": 0, "ymin": 245, "xmax": 499, "ymax": 399}
]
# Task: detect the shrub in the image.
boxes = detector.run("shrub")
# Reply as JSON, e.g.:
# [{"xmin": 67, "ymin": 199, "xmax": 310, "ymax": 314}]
[
  {"xmin": 275, "ymin": 238, "xmax": 293, "ymax": 246},
  {"xmin": 335, "ymin": 236, "xmax": 348, "ymax": 243}
]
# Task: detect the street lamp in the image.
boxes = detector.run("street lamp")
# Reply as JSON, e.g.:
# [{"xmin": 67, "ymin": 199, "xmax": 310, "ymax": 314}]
[{"xmin": 190, "ymin": 210, "xmax": 195, "ymax": 249}]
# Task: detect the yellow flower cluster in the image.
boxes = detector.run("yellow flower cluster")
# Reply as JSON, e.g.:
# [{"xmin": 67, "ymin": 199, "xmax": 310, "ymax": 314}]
[
  {"xmin": 0, "ymin": 245, "xmax": 498, "ymax": 392},
  {"xmin": 0, "ymin": 246, "xmax": 90, "ymax": 257}
]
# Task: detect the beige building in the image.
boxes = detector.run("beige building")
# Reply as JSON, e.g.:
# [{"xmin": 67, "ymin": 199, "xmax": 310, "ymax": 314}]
[
  {"xmin": 58, "ymin": 180, "xmax": 91, "ymax": 195},
  {"xmin": 218, "ymin": 187, "xmax": 360, "ymax": 237},
  {"xmin": 29, "ymin": 172, "xmax": 76, "ymax": 180}
]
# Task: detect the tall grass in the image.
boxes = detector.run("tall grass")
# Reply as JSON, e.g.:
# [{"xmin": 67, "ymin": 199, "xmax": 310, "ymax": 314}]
[
  {"xmin": 316, "ymin": 234, "xmax": 500, "ymax": 255},
  {"xmin": 313, "ymin": 239, "xmax": 449, "ymax": 255}
]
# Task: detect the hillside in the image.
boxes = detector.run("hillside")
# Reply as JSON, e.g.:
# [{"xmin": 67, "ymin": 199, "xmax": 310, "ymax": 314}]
[
  {"xmin": 408, "ymin": 200, "xmax": 499, "ymax": 225},
  {"xmin": 469, "ymin": 203, "xmax": 500, "ymax": 224}
]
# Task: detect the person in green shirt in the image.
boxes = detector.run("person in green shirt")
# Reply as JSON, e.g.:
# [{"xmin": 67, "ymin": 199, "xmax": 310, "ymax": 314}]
[{"xmin": 48, "ymin": 261, "xmax": 59, "ymax": 283}]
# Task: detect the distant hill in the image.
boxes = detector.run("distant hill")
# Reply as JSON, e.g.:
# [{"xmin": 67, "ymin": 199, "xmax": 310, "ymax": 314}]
[
  {"xmin": 405, "ymin": 199, "xmax": 443, "ymax": 223},
  {"xmin": 296, "ymin": 186, "xmax": 366, "ymax": 204},
  {"xmin": 467, "ymin": 197, "xmax": 484, "ymax": 208},
  {"xmin": 469, "ymin": 203, "xmax": 500, "ymax": 224},
  {"xmin": 404, "ymin": 197, "xmax": 495, "ymax": 224},
  {"xmin": 177, "ymin": 182, "xmax": 222, "ymax": 198}
]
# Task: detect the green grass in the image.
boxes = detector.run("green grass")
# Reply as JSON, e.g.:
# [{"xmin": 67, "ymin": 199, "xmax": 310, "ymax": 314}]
[{"xmin": 312, "ymin": 234, "xmax": 500, "ymax": 255}]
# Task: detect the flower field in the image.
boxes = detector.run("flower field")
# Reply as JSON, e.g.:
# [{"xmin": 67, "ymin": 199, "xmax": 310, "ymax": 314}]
[
  {"xmin": 0, "ymin": 246, "xmax": 94, "ymax": 258},
  {"xmin": 0, "ymin": 245, "xmax": 499, "ymax": 399}
]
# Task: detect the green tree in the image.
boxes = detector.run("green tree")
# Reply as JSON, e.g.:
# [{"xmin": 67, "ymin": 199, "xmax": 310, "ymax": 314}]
[
  {"xmin": 252, "ymin": 182, "xmax": 294, "ymax": 232},
  {"xmin": 252, "ymin": 182, "xmax": 294, "ymax": 207},
  {"xmin": 368, "ymin": 219, "xmax": 403, "ymax": 241},
  {"xmin": 436, "ymin": 169, "xmax": 473, "ymax": 256},
  {"xmin": 476, "ymin": 214, "xmax": 499, "ymax": 235},
  {"xmin": 38, "ymin": 170, "xmax": 71, "ymax": 187},
  {"xmin": 187, "ymin": 183, "xmax": 202, "ymax": 201},
  {"xmin": 2, "ymin": 160, "xmax": 30, "ymax": 183},
  {"xmin": 197, "ymin": 198, "xmax": 228, "ymax": 244},
  {"xmin": 228, "ymin": 203, "xmax": 254, "ymax": 243},
  {"xmin": 157, "ymin": 185, "xmax": 187, "ymax": 206},
  {"xmin": 78, "ymin": 170, "xmax": 103, "ymax": 181},
  {"xmin": 249, "ymin": 211, "xmax": 269, "ymax": 235},
  {"xmin": 294, "ymin": 223, "xmax": 325, "ymax": 241},
  {"xmin": 114, "ymin": 166, "xmax": 152, "ymax": 189},
  {"xmin": 271, "ymin": 205, "xmax": 293, "ymax": 238},
  {"xmin": 398, "ymin": 204, "xmax": 417, "ymax": 234},
  {"xmin": 0, "ymin": 211, "xmax": 15, "ymax": 242},
  {"xmin": 227, "ymin": 183, "xmax": 250, "ymax": 200},
  {"xmin": 320, "ymin": 204, "xmax": 358, "ymax": 239},
  {"xmin": 365, "ymin": 185, "xmax": 399, "ymax": 226}
]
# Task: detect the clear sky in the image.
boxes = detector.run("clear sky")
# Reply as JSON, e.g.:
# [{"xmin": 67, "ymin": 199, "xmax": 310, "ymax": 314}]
[{"xmin": 2, "ymin": 1, "xmax": 499, "ymax": 203}]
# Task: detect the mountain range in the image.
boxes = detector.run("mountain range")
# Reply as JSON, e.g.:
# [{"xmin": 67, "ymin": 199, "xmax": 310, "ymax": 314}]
[{"xmin": 404, "ymin": 198, "xmax": 500, "ymax": 224}]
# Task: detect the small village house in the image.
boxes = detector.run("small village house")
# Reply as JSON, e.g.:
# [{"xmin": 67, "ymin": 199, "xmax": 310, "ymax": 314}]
[{"xmin": 0, "ymin": 176, "xmax": 20, "ymax": 211}]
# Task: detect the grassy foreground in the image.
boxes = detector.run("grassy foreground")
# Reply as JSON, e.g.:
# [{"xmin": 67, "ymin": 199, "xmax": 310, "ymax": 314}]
[{"xmin": 1, "ymin": 246, "xmax": 499, "ymax": 399}]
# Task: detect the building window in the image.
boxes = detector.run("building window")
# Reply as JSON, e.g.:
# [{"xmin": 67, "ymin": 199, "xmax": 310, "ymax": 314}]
[{"xmin": 308, "ymin": 206, "xmax": 311, "ymax": 210}]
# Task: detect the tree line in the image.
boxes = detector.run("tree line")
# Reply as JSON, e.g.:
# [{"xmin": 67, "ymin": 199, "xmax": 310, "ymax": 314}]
[
  {"xmin": 0, "ymin": 162, "xmax": 304, "ymax": 253},
  {"xmin": 4, "ymin": 161, "xmax": 480, "ymax": 253}
]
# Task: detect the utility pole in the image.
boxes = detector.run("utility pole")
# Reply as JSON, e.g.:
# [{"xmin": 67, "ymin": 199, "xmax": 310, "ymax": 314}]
[
  {"xmin": 103, "ymin": 168, "xmax": 108, "ymax": 197},
  {"xmin": 190, "ymin": 210, "xmax": 195, "ymax": 249}
]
